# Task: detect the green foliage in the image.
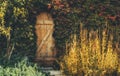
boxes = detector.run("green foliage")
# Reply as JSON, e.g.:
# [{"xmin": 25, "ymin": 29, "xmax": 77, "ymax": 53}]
[
  {"xmin": 0, "ymin": 0, "xmax": 119, "ymax": 65},
  {"xmin": 0, "ymin": 57, "xmax": 45, "ymax": 76},
  {"xmin": 51, "ymin": 0, "xmax": 120, "ymax": 56},
  {"xmin": 0, "ymin": 1, "xmax": 10, "ymax": 36},
  {"xmin": 0, "ymin": 0, "xmax": 53, "ymax": 65},
  {"xmin": 0, "ymin": 0, "xmax": 36, "ymax": 61},
  {"xmin": 0, "ymin": 26, "xmax": 11, "ymax": 37}
]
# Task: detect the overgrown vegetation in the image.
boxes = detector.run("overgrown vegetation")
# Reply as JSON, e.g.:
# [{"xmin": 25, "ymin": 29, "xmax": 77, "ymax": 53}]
[
  {"xmin": 0, "ymin": 0, "xmax": 37, "ymax": 64},
  {"xmin": 0, "ymin": 0, "xmax": 119, "ymax": 61},
  {"xmin": 52, "ymin": 0, "xmax": 120, "ymax": 56},
  {"xmin": 60, "ymin": 23, "xmax": 120, "ymax": 76},
  {"xmin": 0, "ymin": 0, "xmax": 119, "ymax": 75},
  {"xmin": 0, "ymin": 57, "xmax": 45, "ymax": 76}
]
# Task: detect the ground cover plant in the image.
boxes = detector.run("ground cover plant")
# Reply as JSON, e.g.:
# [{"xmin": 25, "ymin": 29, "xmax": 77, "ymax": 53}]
[{"xmin": 0, "ymin": 58, "xmax": 46, "ymax": 76}]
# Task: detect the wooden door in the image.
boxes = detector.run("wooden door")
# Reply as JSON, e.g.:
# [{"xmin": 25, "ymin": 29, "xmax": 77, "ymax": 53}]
[{"xmin": 35, "ymin": 12, "xmax": 56, "ymax": 65}]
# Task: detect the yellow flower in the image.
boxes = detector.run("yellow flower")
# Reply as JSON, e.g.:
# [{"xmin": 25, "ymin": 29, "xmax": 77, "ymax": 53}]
[{"xmin": 0, "ymin": 13, "xmax": 4, "ymax": 18}]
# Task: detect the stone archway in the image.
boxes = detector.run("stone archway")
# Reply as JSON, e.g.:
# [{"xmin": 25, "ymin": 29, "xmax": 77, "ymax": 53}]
[{"xmin": 35, "ymin": 12, "xmax": 56, "ymax": 66}]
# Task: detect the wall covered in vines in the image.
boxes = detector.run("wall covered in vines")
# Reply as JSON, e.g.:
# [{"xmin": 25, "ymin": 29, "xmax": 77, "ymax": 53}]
[{"xmin": 0, "ymin": 0, "xmax": 120, "ymax": 64}]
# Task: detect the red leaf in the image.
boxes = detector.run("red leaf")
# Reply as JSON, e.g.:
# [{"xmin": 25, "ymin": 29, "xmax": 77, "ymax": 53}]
[
  {"xmin": 98, "ymin": 12, "xmax": 103, "ymax": 16},
  {"xmin": 108, "ymin": 16, "xmax": 116, "ymax": 21},
  {"xmin": 98, "ymin": 13, "xmax": 103, "ymax": 16}
]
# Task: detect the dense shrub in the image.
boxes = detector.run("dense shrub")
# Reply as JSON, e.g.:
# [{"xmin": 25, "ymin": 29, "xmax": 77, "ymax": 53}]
[
  {"xmin": 60, "ymin": 23, "xmax": 120, "ymax": 76},
  {"xmin": 0, "ymin": 0, "xmax": 119, "ymax": 71}
]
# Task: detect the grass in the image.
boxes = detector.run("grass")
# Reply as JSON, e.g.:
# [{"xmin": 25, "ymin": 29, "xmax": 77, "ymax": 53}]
[{"xmin": 60, "ymin": 23, "xmax": 119, "ymax": 76}]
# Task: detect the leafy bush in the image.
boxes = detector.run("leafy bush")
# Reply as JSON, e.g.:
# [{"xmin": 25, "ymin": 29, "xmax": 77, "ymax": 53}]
[
  {"xmin": 0, "ymin": 57, "xmax": 45, "ymax": 76},
  {"xmin": 60, "ymin": 23, "xmax": 119, "ymax": 76}
]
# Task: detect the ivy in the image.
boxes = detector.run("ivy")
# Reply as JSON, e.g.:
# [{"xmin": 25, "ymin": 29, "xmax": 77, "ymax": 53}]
[{"xmin": 0, "ymin": 0, "xmax": 119, "ymax": 63}]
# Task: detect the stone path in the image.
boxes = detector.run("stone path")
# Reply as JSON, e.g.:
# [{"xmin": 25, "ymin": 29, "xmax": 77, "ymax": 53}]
[{"xmin": 40, "ymin": 67, "xmax": 65, "ymax": 76}]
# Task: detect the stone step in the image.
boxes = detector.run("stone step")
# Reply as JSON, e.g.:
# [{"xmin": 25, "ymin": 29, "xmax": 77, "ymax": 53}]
[
  {"xmin": 40, "ymin": 67, "xmax": 65, "ymax": 76},
  {"xmin": 44, "ymin": 70, "xmax": 65, "ymax": 76},
  {"xmin": 47, "ymin": 70, "xmax": 65, "ymax": 76}
]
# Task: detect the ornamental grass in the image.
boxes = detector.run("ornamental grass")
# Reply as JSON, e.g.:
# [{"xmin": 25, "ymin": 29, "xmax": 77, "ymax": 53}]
[{"xmin": 60, "ymin": 23, "xmax": 119, "ymax": 76}]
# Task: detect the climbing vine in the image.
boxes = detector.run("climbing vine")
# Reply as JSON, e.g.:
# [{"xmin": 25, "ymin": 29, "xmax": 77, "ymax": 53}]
[{"xmin": 0, "ymin": 0, "xmax": 119, "ymax": 63}]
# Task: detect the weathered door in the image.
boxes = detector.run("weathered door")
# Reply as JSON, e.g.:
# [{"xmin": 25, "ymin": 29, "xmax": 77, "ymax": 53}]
[{"xmin": 35, "ymin": 12, "xmax": 56, "ymax": 66}]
